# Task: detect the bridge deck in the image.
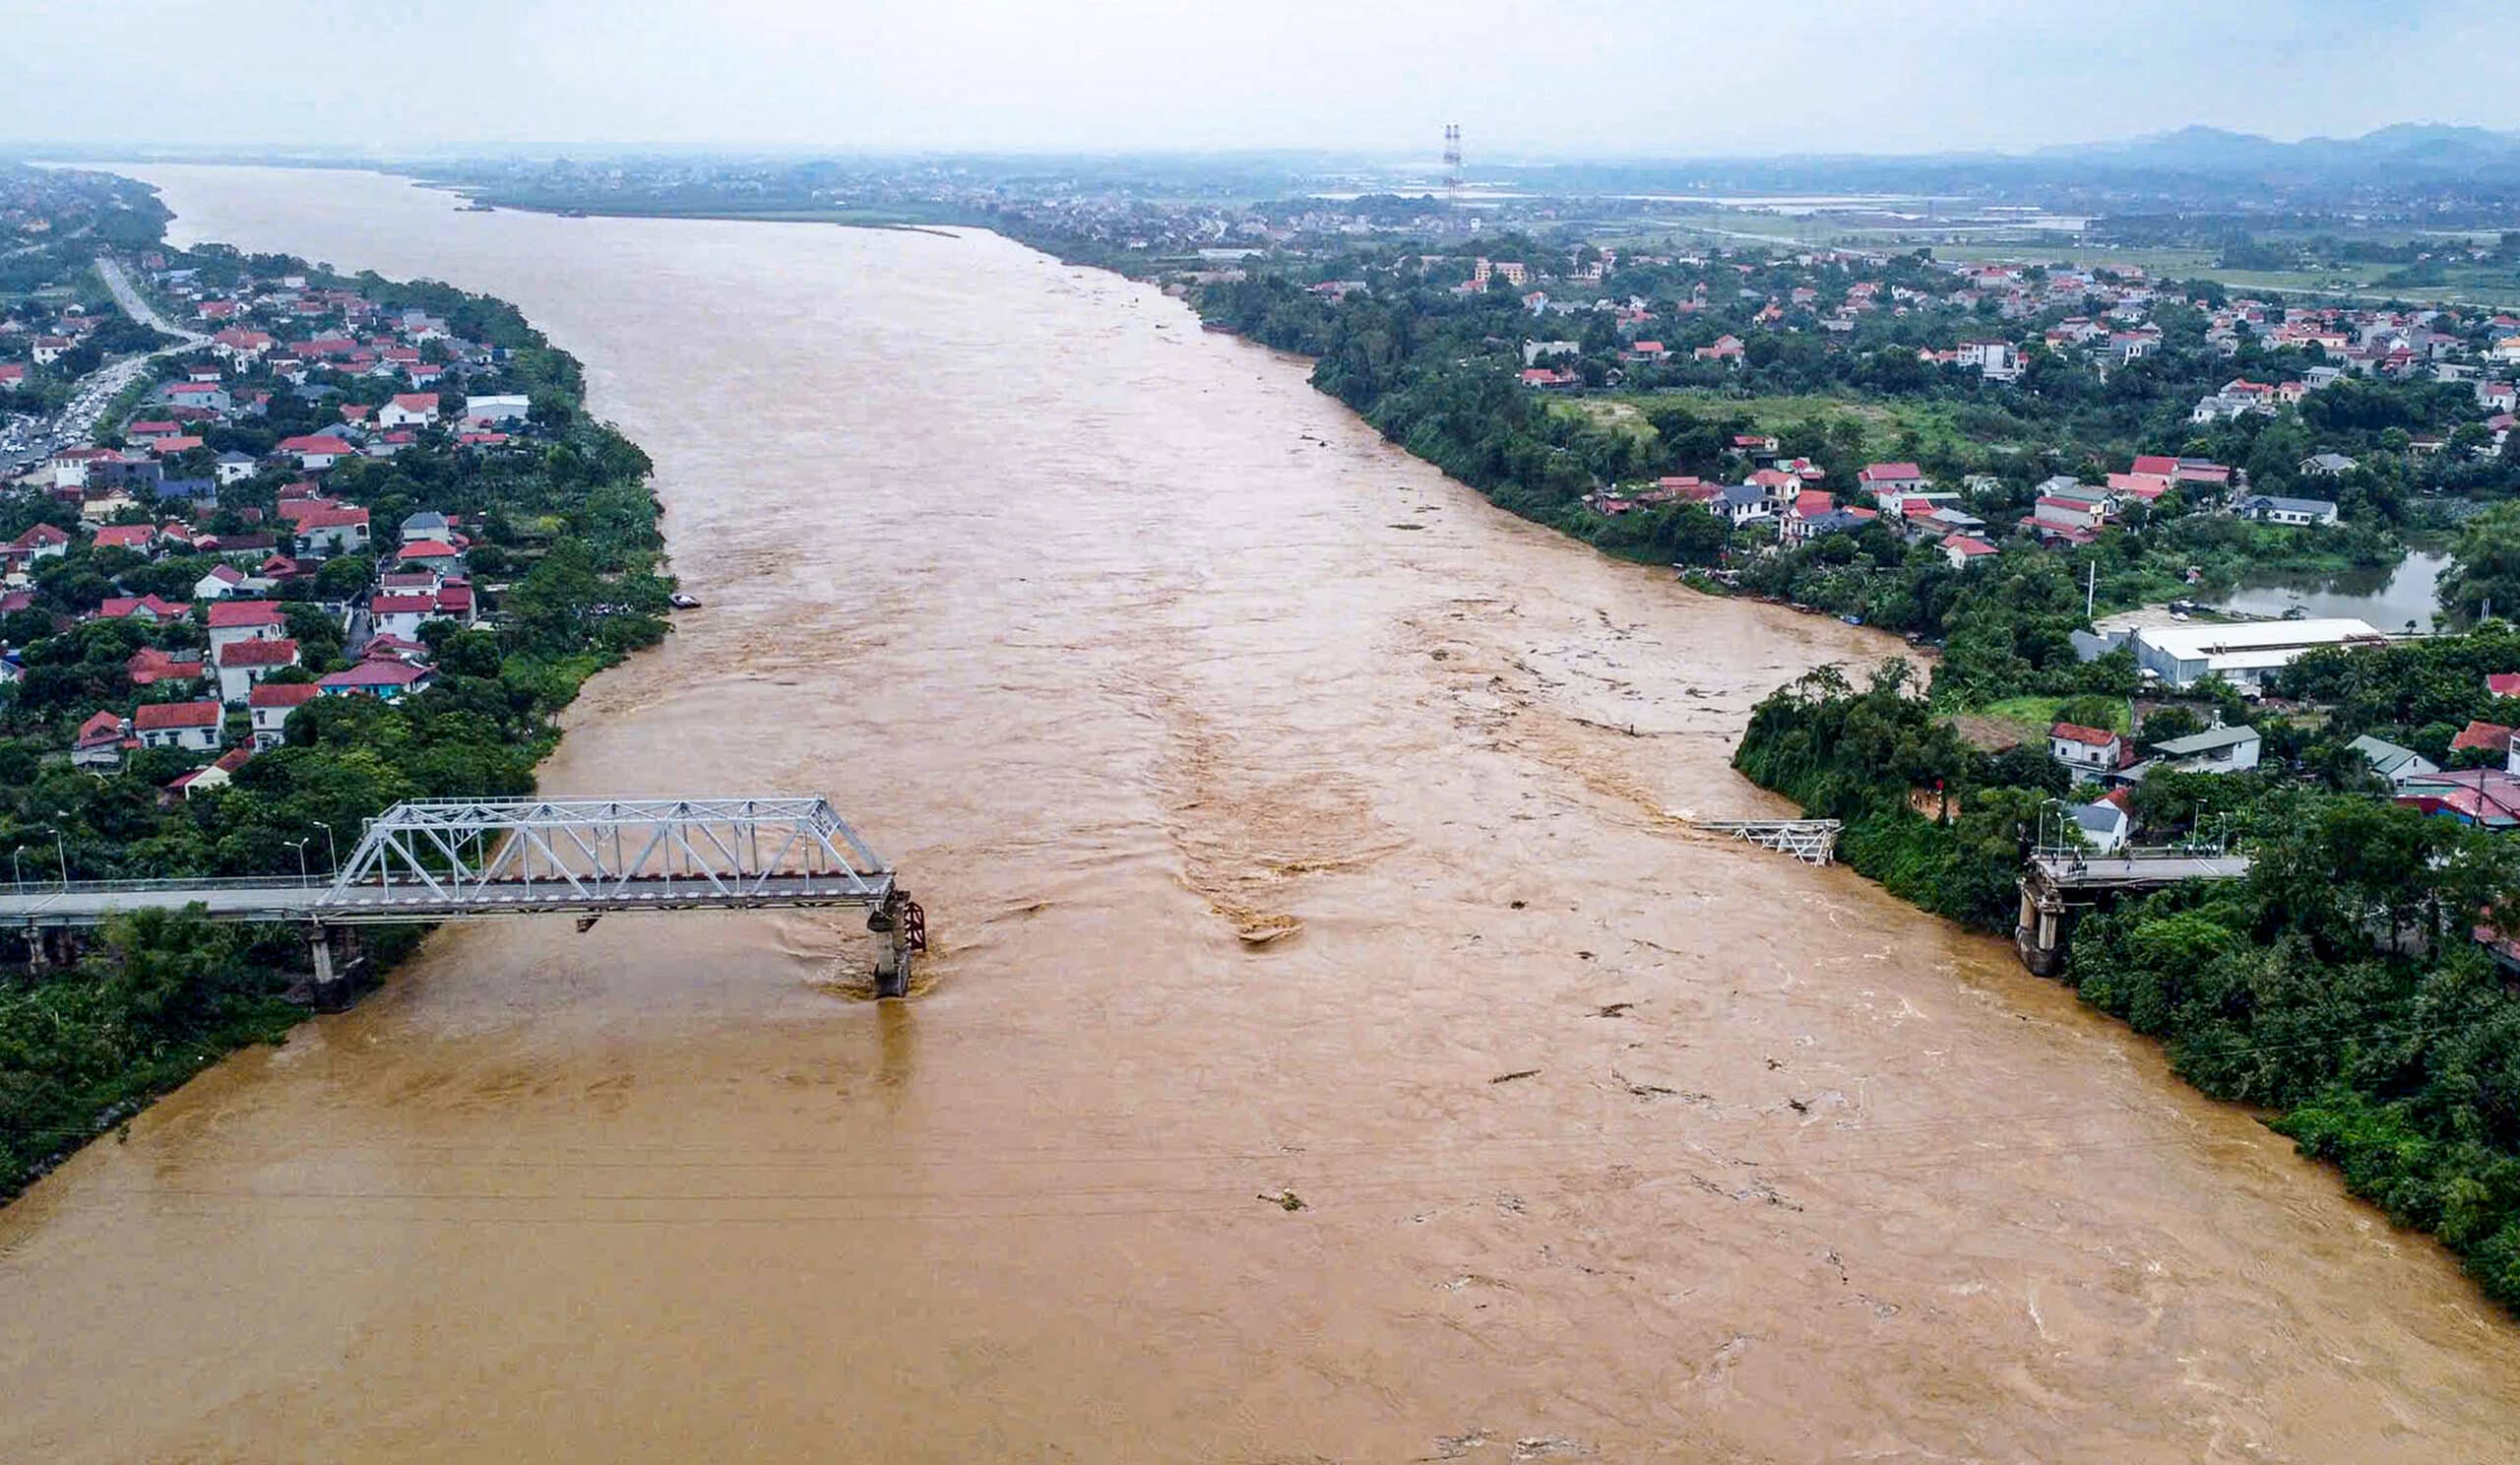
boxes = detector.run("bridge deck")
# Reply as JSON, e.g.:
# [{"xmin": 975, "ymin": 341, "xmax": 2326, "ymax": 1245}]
[
  {"xmin": 2028, "ymin": 854, "xmax": 2250, "ymax": 892},
  {"xmin": 0, "ymin": 871, "xmax": 895, "ymax": 928}
]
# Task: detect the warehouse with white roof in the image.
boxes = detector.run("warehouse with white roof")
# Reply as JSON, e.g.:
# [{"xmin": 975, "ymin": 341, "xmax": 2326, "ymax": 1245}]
[{"xmin": 2128, "ymin": 617, "xmax": 2388, "ymax": 690}]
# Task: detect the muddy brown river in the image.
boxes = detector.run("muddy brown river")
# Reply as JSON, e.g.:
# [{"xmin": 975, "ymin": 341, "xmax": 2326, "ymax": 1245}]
[{"xmin": 4, "ymin": 166, "xmax": 2518, "ymax": 1461}]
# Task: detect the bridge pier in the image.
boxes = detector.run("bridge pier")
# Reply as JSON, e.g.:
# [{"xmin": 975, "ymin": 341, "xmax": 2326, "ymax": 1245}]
[
  {"xmin": 868, "ymin": 889, "xmax": 926, "ymax": 999},
  {"xmin": 307, "ymin": 924, "xmax": 363, "ymax": 1012},
  {"xmin": 22, "ymin": 925, "xmax": 82, "ymax": 972},
  {"xmin": 2015, "ymin": 886, "xmax": 2068, "ymax": 978}
]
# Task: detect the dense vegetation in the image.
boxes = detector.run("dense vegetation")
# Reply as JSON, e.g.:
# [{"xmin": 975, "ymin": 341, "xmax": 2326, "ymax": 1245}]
[
  {"xmin": 0, "ymin": 234, "xmax": 671, "ymax": 1198},
  {"xmin": 1734, "ymin": 635, "xmax": 2520, "ymax": 1314}
]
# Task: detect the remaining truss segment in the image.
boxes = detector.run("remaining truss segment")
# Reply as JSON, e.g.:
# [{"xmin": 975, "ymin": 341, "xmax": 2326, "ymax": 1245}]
[
  {"xmin": 1695, "ymin": 818, "xmax": 1842, "ymax": 866},
  {"xmin": 327, "ymin": 796, "xmax": 894, "ymax": 904}
]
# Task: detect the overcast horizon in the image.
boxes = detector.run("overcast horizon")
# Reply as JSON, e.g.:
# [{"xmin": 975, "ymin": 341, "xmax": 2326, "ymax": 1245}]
[{"xmin": 5, "ymin": 0, "xmax": 2516, "ymax": 159}]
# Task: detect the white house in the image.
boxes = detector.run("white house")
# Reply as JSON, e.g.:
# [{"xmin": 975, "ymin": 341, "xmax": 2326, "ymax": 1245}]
[
  {"xmin": 286, "ymin": 501, "xmax": 370, "ymax": 556},
  {"xmin": 2348, "ymin": 733, "xmax": 2439, "ymax": 790},
  {"xmin": 2236, "ymin": 494, "xmax": 2340, "ymax": 527},
  {"xmin": 1957, "ymin": 340, "xmax": 2022, "ymax": 381},
  {"xmin": 193, "ymin": 563, "xmax": 247, "ymax": 601},
  {"xmin": 214, "ymin": 637, "xmax": 299, "ymax": 705},
  {"xmin": 376, "ymin": 392, "xmax": 441, "ymax": 428},
  {"xmin": 279, "ymin": 434, "xmax": 355, "ymax": 471},
  {"xmin": 248, "ymin": 682, "xmax": 321, "ymax": 749},
  {"xmin": 1711, "ymin": 482, "xmax": 1773, "ymax": 526},
  {"xmin": 1856, "ymin": 462, "xmax": 1927, "ymax": 498},
  {"xmin": 2072, "ymin": 795, "xmax": 2130, "ymax": 855},
  {"xmin": 464, "ymin": 394, "xmax": 531, "ymax": 424},
  {"xmin": 214, "ymin": 451, "xmax": 258, "ymax": 485},
  {"xmin": 205, "ymin": 600, "xmax": 288, "ymax": 655},
  {"xmin": 2049, "ymin": 722, "xmax": 2123, "ymax": 776},
  {"xmin": 2145, "ymin": 724, "xmax": 2264, "ymax": 775},
  {"xmin": 1941, "ymin": 535, "xmax": 1999, "ymax": 569},
  {"xmin": 132, "ymin": 700, "xmax": 221, "ymax": 752}
]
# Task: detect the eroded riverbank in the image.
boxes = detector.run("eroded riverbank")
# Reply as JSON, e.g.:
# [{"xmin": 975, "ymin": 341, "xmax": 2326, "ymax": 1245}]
[{"xmin": 2, "ymin": 166, "xmax": 2516, "ymax": 1463}]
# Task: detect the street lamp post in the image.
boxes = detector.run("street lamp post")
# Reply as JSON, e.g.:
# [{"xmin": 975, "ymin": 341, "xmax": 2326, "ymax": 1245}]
[
  {"xmin": 47, "ymin": 828, "xmax": 67, "ymax": 890},
  {"xmin": 10, "ymin": 847, "xmax": 23, "ymax": 894},
  {"xmin": 285, "ymin": 839, "xmax": 310, "ymax": 883},
  {"xmin": 313, "ymin": 821, "xmax": 338, "ymax": 873}
]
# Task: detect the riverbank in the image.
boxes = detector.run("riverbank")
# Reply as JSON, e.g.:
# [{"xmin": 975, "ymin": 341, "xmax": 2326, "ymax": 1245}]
[
  {"xmin": 998, "ymin": 216, "xmax": 2520, "ymax": 1328},
  {"xmin": 1732, "ymin": 637, "xmax": 2520, "ymax": 1319},
  {"xmin": 15, "ymin": 165, "xmax": 2520, "ymax": 1464},
  {"xmin": 0, "ymin": 213, "xmax": 673, "ymax": 1202}
]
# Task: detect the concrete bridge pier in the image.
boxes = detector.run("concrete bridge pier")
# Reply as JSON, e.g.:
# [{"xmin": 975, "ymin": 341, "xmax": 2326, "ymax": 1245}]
[
  {"xmin": 2015, "ymin": 886, "xmax": 2069, "ymax": 978},
  {"xmin": 307, "ymin": 924, "xmax": 363, "ymax": 1012},
  {"xmin": 21, "ymin": 926, "xmax": 83, "ymax": 972},
  {"xmin": 868, "ymin": 890, "xmax": 926, "ymax": 999}
]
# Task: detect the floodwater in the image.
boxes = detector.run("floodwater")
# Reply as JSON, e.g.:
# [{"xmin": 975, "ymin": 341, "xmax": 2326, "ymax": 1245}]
[
  {"xmin": 4, "ymin": 166, "xmax": 2518, "ymax": 1462},
  {"xmin": 2217, "ymin": 549, "xmax": 2451, "ymax": 632}
]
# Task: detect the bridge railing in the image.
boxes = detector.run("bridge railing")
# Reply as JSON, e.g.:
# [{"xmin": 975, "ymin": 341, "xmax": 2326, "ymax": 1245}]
[{"xmin": 4, "ymin": 873, "xmax": 333, "ymax": 898}]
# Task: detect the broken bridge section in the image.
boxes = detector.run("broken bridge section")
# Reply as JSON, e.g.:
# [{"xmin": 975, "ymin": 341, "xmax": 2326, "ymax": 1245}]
[{"xmin": 0, "ymin": 796, "xmax": 927, "ymax": 1000}]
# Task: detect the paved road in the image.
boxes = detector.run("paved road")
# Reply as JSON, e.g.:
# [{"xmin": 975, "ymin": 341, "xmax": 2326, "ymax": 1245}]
[
  {"xmin": 94, "ymin": 253, "xmax": 206, "ymax": 345},
  {"xmin": 1, "ymin": 254, "xmax": 209, "ymax": 474}
]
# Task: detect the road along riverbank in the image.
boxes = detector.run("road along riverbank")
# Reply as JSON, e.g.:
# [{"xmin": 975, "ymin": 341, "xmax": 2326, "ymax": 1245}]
[{"xmin": 0, "ymin": 164, "xmax": 2514, "ymax": 1463}]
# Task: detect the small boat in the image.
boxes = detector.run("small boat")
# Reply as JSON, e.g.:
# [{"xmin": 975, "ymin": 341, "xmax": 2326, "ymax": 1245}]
[
  {"xmin": 559, "ymin": 209, "xmax": 589, "ymax": 219},
  {"xmin": 668, "ymin": 592, "xmax": 702, "ymax": 609},
  {"xmin": 457, "ymin": 202, "xmax": 496, "ymax": 213}
]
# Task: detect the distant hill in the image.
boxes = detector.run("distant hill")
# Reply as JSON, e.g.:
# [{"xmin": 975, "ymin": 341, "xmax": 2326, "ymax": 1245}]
[{"xmin": 2040, "ymin": 123, "xmax": 2520, "ymax": 181}]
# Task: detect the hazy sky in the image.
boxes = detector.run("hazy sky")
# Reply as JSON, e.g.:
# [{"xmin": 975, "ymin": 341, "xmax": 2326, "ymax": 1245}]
[{"xmin": 6, "ymin": 0, "xmax": 2513, "ymax": 159}]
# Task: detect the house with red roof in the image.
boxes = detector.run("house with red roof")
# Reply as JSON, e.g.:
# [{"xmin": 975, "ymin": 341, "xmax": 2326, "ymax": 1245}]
[
  {"xmin": 0, "ymin": 363, "xmax": 26, "ymax": 392},
  {"xmin": 205, "ymin": 599, "xmax": 287, "ymax": 654},
  {"xmin": 2450, "ymin": 720, "xmax": 2515, "ymax": 768},
  {"xmin": 2048, "ymin": 722, "xmax": 2125, "ymax": 777},
  {"xmin": 1941, "ymin": 535, "xmax": 2000, "ymax": 569},
  {"xmin": 248, "ymin": 681, "xmax": 322, "ymax": 748},
  {"xmin": 2398, "ymin": 769, "xmax": 2520, "ymax": 830},
  {"xmin": 92, "ymin": 523, "xmax": 158, "ymax": 553},
  {"xmin": 214, "ymin": 637, "xmax": 299, "ymax": 704},
  {"xmin": 8, "ymin": 523, "xmax": 70, "ymax": 563},
  {"xmin": 1779, "ymin": 488, "xmax": 1838, "ymax": 544},
  {"xmin": 71, "ymin": 711, "xmax": 132, "ymax": 770},
  {"xmin": 97, "ymin": 594, "xmax": 189, "ymax": 623},
  {"xmin": 277, "ymin": 498, "xmax": 370, "ymax": 555},
  {"xmin": 1856, "ymin": 463, "xmax": 1927, "ymax": 496},
  {"xmin": 317, "ymin": 660, "xmax": 435, "ymax": 701},
  {"xmin": 396, "ymin": 539, "xmax": 466, "ymax": 575},
  {"xmin": 377, "ymin": 392, "xmax": 441, "ymax": 428},
  {"xmin": 2105, "ymin": 472, "xmax": 2172, "ymax": 502},
  {"xmin": 126, "ymin": 647, "xmax": 205, "ymax": 688},
  {"xmin": 361, "ymin": 632, "xmax": 432, "ymax": 664},
  {"xmin": 133, "ymin": 700, "xmax": 222, "ymax": 752},
  {"xmin": 162, "ymin": 380, "xmax": 229, "ymax": 414},
  {"xmin": 163, "ymin": 746, "xmax": 254, "ymax": 801},
  {"xmin": 278, "ymin": 433, "xmax": 355, "ymax": 470},
  {"xmin": 193, "ymin": 562, "xmax": 248, "ymax": 602}
]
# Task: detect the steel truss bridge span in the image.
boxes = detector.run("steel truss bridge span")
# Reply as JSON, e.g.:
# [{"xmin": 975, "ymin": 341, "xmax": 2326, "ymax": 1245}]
[{"xmin": 0, "ymin": 796, "xmax": 925, "ymax": 995}]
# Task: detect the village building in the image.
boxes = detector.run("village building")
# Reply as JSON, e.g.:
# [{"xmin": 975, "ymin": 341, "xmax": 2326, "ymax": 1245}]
[
  {"xmin": 2048, "ymin": 722, "xmax": 2124, "ymax": 777},
  {"xmin": 2128, "ymin": 618, "xmax": 2386, "ymax": 691},
  {"xmin": 205, "ymin": 600, "xmax": 288, "ymax": 655},
  {"xmin": 213, "ymin": 637, "xmax": 300, "ymax": 704},
  {"xmin": 248, "ymin": 682, "xmax": 322, "ymax": 749},
  {"xmin": 132, "ymin": 700, "xmax": 222, "ymax": 752}
]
